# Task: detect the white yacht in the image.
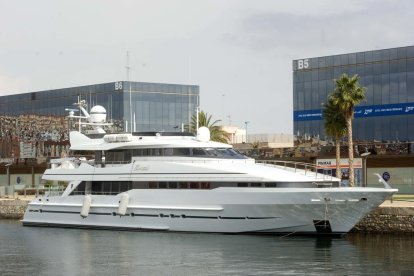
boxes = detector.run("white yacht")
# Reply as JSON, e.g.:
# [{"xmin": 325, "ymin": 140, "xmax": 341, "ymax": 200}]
[{"xmin": 22, "ymin": 105, "xmax": 397, "ymax": 235}]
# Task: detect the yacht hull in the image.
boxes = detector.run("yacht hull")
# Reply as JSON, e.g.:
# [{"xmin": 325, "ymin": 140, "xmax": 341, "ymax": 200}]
[{"xmin": 22, "ymin": 187, "xmax": 395, "ymax": 235}]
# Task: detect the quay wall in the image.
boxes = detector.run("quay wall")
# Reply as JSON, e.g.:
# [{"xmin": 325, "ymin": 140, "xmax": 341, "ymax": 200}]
[
  {"xmin": 0, "ymin": 199, "xmax": 29, "ymax": 219},
  {"xmin": 352, "ymin": 205, "xmax": 414, "ymax": 233},
  {"xmin": 1, "ymin": 199, "xmax": 413, "ymax": 233}
]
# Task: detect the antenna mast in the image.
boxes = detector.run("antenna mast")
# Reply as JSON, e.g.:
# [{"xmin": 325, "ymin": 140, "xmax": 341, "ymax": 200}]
[{"xmin": 126, "ymin": 51, "xmax": 132, "ymax": 133}]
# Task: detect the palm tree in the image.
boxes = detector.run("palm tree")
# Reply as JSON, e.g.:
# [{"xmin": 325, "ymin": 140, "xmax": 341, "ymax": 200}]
[
  {"xmin": 330, "ymin": 74, "xmax": 366, "ymax": 186},
  {"xmin": 323, "ymin": 97, "xmax": 347, "ymax": 180},
  {"xmin": 187, "ymin": 111, "xmax": 229, "ymax": 143}
]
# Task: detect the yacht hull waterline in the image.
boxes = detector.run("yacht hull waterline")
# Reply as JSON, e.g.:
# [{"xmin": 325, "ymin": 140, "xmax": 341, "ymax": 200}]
[
  {"xmin": 22, "ymin": 187, "xmax": 394, "ymax": 235},
  {"xmin": 21, "ymin": 103, "xmax": 397, "ymax": 235}
]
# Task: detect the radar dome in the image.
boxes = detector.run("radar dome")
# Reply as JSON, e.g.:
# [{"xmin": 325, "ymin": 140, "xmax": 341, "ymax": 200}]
[
  {"xmin": 197, "ymin": 126, "xmax": 210, "ymax": 142},
  {"xmin": 90, "ymin": 105, "xmax": 107, "ymax": 123}
]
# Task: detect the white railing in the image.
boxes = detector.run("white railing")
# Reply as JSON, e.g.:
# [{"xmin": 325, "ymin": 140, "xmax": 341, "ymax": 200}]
[{"xmin": 256, "ymin": 160, "xmax": 334, "ymax": 181}]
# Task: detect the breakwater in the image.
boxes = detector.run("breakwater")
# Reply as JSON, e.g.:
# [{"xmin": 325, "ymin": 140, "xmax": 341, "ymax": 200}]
[
  {"xmin": 353, "ymin": 204, "xmax": 414, "ymax": 233},
  {"xmin": 1, "ymin": 199, "xmax": 413, "ymax": 233},
  {"xmin": 0, "ymin": 199, "xmax": 29, "ymax": 219}
]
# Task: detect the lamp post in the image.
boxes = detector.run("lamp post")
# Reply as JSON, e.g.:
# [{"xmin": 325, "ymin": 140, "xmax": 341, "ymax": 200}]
[
  {"xmin": 244, "ymin": 121, "xmax": 250, "ymax": 143},
  {"xmin": 5, "ymin": 163, "xmax": 11, "ymax": 196},
  {"xmin": 361, "ymin": 152, "xmax": 371, "ymax": 187}
]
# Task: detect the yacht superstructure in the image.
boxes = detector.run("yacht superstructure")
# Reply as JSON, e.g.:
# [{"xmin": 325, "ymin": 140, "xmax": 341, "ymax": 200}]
[{"xmin": 22, "ymin": 104, "xmax": 397, "ymax": 235}]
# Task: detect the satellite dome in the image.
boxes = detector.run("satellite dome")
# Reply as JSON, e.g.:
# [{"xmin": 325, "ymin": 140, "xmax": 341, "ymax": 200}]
[
  {"xmin": 197, "ymin": 127, "xmax": 210, "ymax": 142},
  {"xmin": 90, "ymin": 105, "xmax": 106, "ymax": 114},
  {"xmin": 90, "ymin": 105, "xmax": 107, "ymax": 123}
]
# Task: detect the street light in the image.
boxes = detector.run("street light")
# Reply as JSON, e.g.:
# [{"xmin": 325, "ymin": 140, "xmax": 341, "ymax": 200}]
[
  {"xmin": 361, "ymin": 152, "xmax": 371, "ymax": 187},
  {"xmin": 5, "ymin": 163, "xmax": 11, "ymax": 186},
  {"xmin": 5, "ymin": 163, "xmax": 11, "ymax": 196},
  {"xmin": 244, "ymin": 121, "xmax": 250, "ymax": 143}
]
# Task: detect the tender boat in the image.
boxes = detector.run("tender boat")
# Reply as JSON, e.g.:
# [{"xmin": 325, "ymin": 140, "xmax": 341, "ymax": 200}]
[{"xmin": 22, "ymin": 104, "xmax": 397, "ymax": 235}]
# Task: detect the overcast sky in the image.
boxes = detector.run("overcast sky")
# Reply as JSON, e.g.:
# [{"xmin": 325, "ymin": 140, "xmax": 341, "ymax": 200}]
[{"xmin": 1, "ymin": 0, "xmax": 413, "ymax": 134}]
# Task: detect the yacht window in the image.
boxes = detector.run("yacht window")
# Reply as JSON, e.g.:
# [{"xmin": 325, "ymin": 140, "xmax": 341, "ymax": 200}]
[
  {"xmin": 92, "ymin": 181, "xmax": 103, "ymax": 194},
  {"xmin": 205, "ymin": 148, "xmax": 219, "ymax": 157},
  {"xmin": 124, "ymin": 150, "xmax": 132, "ymax": 161},
  {"xmin": 173, "ymin": 148, "xmax": 191, "ymax": 156},
  {"xmin": 112, "ymin": 182, "xmax": 120, "ymax": 193},
  {"xmin": 133, "ymin": 148, "xmax": 150, "ymax": 156},
  {"xmin": 131, "ymin": 147, "xmax": 245, "ymax": 159},
  {"xmin": 169, "ymin": 182, "xmax": 178, "ymax": 189},
  {"xmin": 250, "ymin": 183, "xmax": 262, "ymax": 187},
  {"xmin": 106, "ymin": 150, "xmax": 132, "ymax": 163},
  {"xmin": 72, "ymin": 181, "xmax": 86, "ymax": 195},
  {"xmin": 200, "ymin": 182, "xmax": 210, "ymax": 189},
  {"xmin": 150, "ymin": 148, "xmax": 162, "ymax": 156},
  {"xmin": 73, "ymin": 181, "xmax": 132, "ymax": 195},
  {"xmin": 192, "ymin": 148, "xmax": 207, "ymax": 156},
  {"xmin": 103, "ymin": 182, "xmax": 112, "ymax": 194},
  {"xmin": 217, "ymin": 148, "xmax": 248, "ymax": 159},
  {"xmin": 237, "ymin": 183, "xmax": 248, "ymax": 187},
  {"xmin": 132, "ymin": 182, "xmax": 142, "ymax": 189},
  {"xmin": 159, "ymin": 182, "xmax": 167, "ymax": 189},
  {"xmin": 95, "ymin": 151, "xmax": 103, "ymax": 164},
  {"xmin": 164, "ymin": 148, "xmax": 173, "ymax": 156},
  {"xmin": 190, "ymin": 182, "xmax": 199, "ymax": 189},
  {"xmin": 265, "ymin": 183, "xmax": 277, "ymax": 187},
  {"xmin": 149, "ymin": 182, "xmax": 157, "ymax": 189},
  {"xmin": 179, "ymin": 183, "xmax": 188, "ymax": 189}
]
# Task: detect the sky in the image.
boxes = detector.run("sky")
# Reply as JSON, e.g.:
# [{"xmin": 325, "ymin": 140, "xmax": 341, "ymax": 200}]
[{"xmin": 1, "ymin": 0, "xmax": 413, "ymax": 134}]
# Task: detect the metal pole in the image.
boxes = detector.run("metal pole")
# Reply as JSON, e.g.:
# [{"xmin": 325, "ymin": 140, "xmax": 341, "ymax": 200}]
[
  {"xmin": 126, "ymin": 51, "xmax": 133, "ymax": 134},
  {"xmin": 244, "ymin": 121, "xmax": 249, "ymax": 143},
  {"xmin": 361, "ymin": 152, "xmax": 371, "ymax": 187},
  {"xmin": 6, "ymin": 164, "xmax": 11, "ymax": 196},
  {"xmin": 7, "ymin": 165, "xmax": 10, "ymax": 187},
  {"xmin": 364, "ymin": 157, "xmax": 367, "ymax": 187},
  {"xmin": 32, "ymin": 166, "xmax": 35, "ymax": 188},
  {"xmin": 196, "ymin": 106, "xmax": 199, "ymax": 131}
]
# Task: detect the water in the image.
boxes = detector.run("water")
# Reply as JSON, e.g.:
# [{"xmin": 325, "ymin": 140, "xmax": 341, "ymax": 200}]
[{"xmin": 1, "ymin": 220, "xmax": 413, "ymax": 276}]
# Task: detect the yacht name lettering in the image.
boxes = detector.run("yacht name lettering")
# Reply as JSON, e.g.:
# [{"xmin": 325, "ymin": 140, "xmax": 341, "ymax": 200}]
[{"xmin": 134, "ymin": 165, "xmax": 149, "ymax": 171}]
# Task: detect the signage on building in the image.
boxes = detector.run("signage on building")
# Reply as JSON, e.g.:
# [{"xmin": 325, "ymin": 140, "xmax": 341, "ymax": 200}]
[
  {"xmin": 316, "ymin": 158, "xmax": 363, "ymax": 169},
  {"xmin": 114, "ymin": 81, "xmax": 123, "ymax": 91},
  {"xmin": 0, "ymin": 158, "xmax": 14, "ymax": 164},
  {"xmin": 382, "ymin": 171, "xmax": 391, "ymax": 182},
  {"xmin": 19, "ymin": 142, "xmax": 36, "ymax": 158},
  {"xmin": 294, "ymin": 102, "xmax": 414, "ymax": 121},
  {"xmin": 297, "ymin": 59, "xmax": 309, "ymax": 70},
  {"xmin": 316, "ymin": 158, "xmax": 363, "ymax": 186}
]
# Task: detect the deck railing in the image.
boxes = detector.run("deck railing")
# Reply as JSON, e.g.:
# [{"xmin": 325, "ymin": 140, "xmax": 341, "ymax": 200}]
[{"xmin": 256, "ymin": 160, "xmax": 334, "ymax": 181}]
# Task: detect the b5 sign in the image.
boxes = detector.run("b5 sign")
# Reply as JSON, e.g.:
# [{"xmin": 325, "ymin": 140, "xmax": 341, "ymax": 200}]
[{"xmin": 297, "ymin": 59, "xmax": 309, "ymax": 70}]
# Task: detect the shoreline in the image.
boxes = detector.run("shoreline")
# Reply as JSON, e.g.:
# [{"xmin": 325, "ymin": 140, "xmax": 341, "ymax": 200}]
[{"xmin": 1, "ymin": 197, "xmax": 413, "ymax": 233}]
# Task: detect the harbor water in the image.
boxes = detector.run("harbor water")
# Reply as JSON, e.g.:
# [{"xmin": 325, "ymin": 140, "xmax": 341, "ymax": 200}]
[{"xmin": 1, "ymin": 220, "xmax": 413, "ymax": 275}]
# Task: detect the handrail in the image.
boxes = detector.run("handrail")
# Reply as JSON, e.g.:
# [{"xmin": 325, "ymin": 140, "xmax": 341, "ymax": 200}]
[{"xmin": 256, "ymin": 160, "xmax": 334, "ymax": 181}]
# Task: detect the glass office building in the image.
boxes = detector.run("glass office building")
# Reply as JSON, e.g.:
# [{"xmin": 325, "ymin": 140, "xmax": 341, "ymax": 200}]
[
  {"xmin": 0, "ymin": 81, "xmax": 199, "ymax": 132},
  {"xmin": 293, "ymin": 46, "xmax": 414, "ymax": 142}
]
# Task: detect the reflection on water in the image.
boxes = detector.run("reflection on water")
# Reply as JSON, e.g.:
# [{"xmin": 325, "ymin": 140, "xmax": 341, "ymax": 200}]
[{"xmin": 1, "ymin": 220, "xmax": 413, "ymax": 275}]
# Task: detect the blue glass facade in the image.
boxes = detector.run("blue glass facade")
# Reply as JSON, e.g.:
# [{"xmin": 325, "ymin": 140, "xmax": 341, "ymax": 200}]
[
  {"xmin": 293, "ymin": 46, "xmax": 414, "ymax": 141},
  {"xmin": 0, "ymin": 81, "xmax": 199, "ymax": 132}
]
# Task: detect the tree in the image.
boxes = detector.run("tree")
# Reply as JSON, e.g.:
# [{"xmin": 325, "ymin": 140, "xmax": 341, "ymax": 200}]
[
  {"xmin": 323, "ymin": 97, "xmax": 347, "ymax": 180},
  {"xmin": 330, "ymin": 74, "xmax": 366, "ymax": 186},
  {"xmin": 187, "ymin": 111, "xmax": 229, "ymax": 143}
]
